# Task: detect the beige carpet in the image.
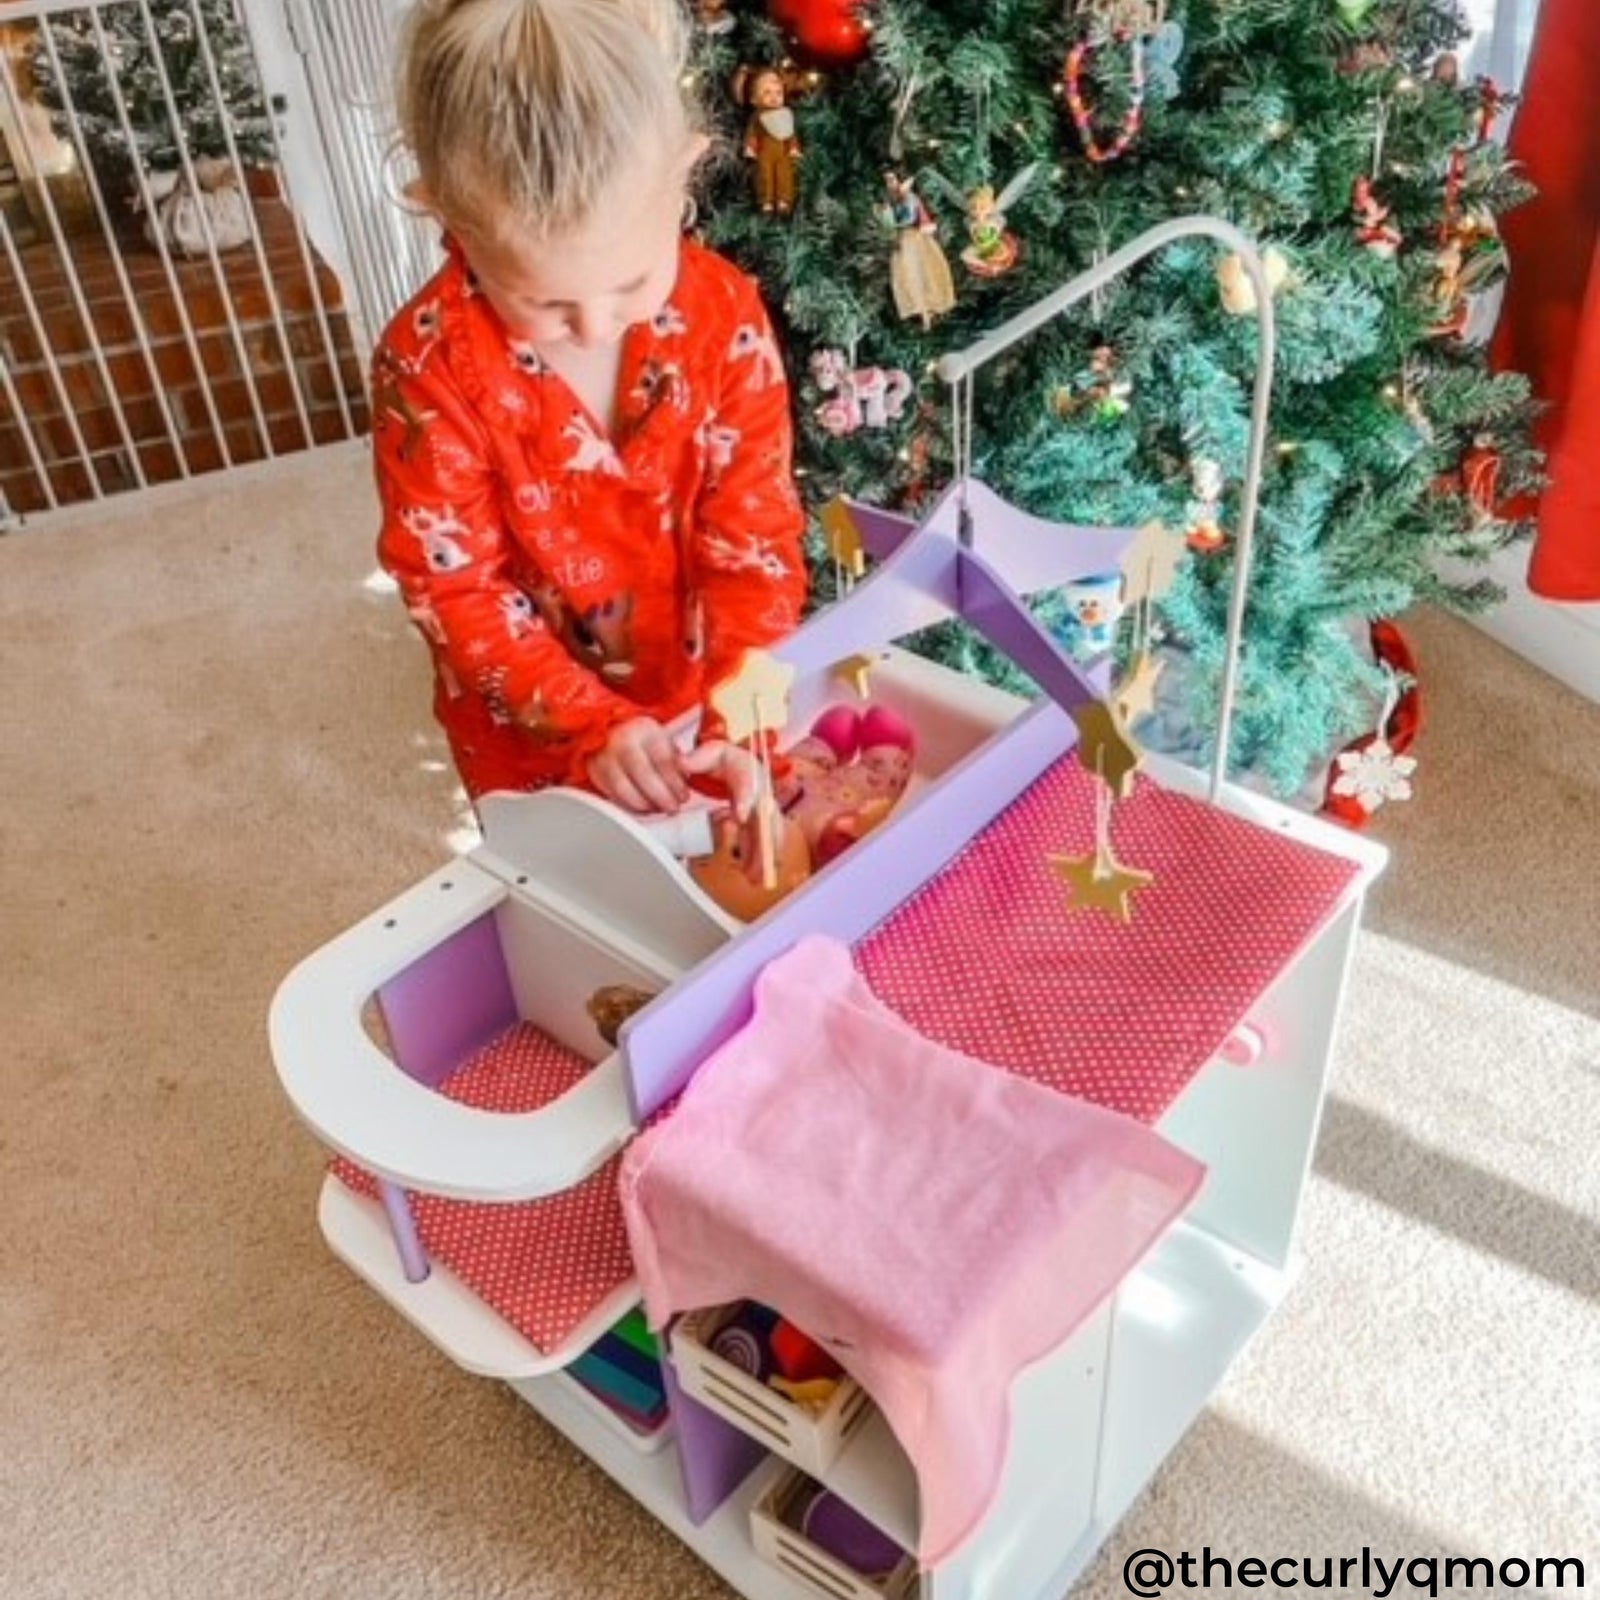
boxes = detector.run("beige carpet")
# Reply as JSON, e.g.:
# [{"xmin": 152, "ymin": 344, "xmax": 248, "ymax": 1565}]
[{"xmin": 3, "ymin": 445, "xmax": 1596, "ymax": 1599}]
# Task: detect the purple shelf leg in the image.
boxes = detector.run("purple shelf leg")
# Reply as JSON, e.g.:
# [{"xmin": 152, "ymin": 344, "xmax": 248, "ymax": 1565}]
[
  {"xmin": 377, "ymin": 1179, "xmax": 431, "ymax": 1284},
  {"xmin": 662, "ymin": 1346, "xmax": 767, "ymax": 1525},
  {"xmin": 958, "ymin": 546, "xmax": 1104, "ymax": 713}
]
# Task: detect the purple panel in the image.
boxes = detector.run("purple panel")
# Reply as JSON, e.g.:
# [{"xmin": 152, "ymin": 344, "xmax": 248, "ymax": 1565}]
[
  {"xmin": 778, "ymin": 518, "xmax": 961, "ymax": 677},
  {"xmin": 662, "ymin": 1338, "xmax": 766, "ymax": 1524},
  {"xmin": 946, "ymin": 478, "xmax": 1137, "ymax": 599},
  {"xmin": 623, "ymin": 702, "xmax": 1078, "ymax": 1120},
  {"xmin": 959, "ymin": 548, "xmax": 1104, "ymax": 715},
  {"xmin": 376, "ymin": 913, "xmax": 519, "ymax": 1089},
  {"xmin": 842, "ymin": 499, "xmax": 919, "ymax": 562}
]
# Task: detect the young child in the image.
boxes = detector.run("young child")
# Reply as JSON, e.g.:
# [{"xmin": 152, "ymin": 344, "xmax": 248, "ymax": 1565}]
[{"xmin": 374, "ymin": 0, "xmax": 806, "ymax": 819}]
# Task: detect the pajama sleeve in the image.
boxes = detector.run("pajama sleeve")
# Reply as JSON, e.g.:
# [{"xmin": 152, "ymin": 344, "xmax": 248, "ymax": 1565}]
[
  {"xmin": 373, "ymin": 351, "xmax": 637, "ymax": 782},
  {"xmin": 690, "ymin": 282, "xmax": 808, "ymax": 696}
]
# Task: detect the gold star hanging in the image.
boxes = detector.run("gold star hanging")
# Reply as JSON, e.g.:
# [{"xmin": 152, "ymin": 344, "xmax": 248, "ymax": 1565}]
[
  {"xmin": 833, "ymin": 651, "xmax": 881, "ymax": 700},
  {"xmin": 819, "ymin": 497, "xmax": 867, "ymax": 582},
  {"xmin": 1115, "ymin": 651, "xmax": 1164, "ymax": 724},
  {"xmin": 1070, "ymin": 699, "xmax": 1144, "ymax": 799},
  {"xmin": 1049, "ymin": 850, "xmax": 1155, "ymax": 924}
]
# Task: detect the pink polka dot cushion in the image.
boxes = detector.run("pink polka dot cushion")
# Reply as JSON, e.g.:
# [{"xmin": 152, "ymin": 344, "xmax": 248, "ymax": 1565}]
[
  {"xmin": 856, "ymin": 759, "xmax": 1360, "ymax": 1125},
  {"xmin": 332, "ymin": 1025, "xmax": 634, "ymax": 1355}
]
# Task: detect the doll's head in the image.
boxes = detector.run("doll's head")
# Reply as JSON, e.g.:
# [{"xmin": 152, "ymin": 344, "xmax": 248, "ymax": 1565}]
[
  {"xmin": 967, "ymin": 185, "xmax": 998, "ymax": 222},
  {"xmin": 748, "ymin": 67, "xmax": 788, "ymax": 111},
  {"xmin": 688, "ymin": 810, "xmax": 813, "ymax": 923},
  {"xmin": 397, "ymin": 0, "xmax": 706, "ymax": 347}
]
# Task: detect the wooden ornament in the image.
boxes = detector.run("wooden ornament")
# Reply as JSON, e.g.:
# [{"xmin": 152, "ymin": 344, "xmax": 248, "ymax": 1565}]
[
  {"xmin": 1049, "ymin": 850, "xmax": 1154, "ymax": 923},
  {"xmin": 1216, "ymin": 247, "xmax": 1289, "ymax": 316},
  {"xmin": 1069, "ymin": 699, "xmax": 1143, "ymax": 798},
  {"xmin": 1118, "ymin": 519, "xmax": 1186, "ymax": 605},
  {"xmin": 1115, "ymin": 651, "xmax": 1164, "ymax": 722},
  {"xmin": 820, "ymin": 497, "xmax": 867, "ymax": 580},
  {"xmin": 709, "ymin": 649, "xmax": 796, "ymax": 746},
  {"xmin": 833, "ymin": 652, "xmax": 879, "ymax": 699}
]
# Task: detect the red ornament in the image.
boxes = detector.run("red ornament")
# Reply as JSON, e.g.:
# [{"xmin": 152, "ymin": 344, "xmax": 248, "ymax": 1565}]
[{"xmin": 767, "ymin": 0, "xmax": 873, "ymax": 67}]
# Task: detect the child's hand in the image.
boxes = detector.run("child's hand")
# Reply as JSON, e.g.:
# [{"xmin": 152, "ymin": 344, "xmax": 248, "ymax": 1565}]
[
  {"xmin": 680, "ymin": 739, "xmax": 761, "ymax": 822},
  {"xmin": 589, "ymin": 718, "xmax": 692, "ymax": 814}
]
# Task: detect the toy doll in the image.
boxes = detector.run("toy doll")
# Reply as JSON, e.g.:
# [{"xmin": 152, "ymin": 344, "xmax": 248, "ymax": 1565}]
[
  {"xmin": 735, "ymin": 66, "xmax": 802, "ymax": 216},
  {"xmin": 881, "ymin": 172, "xmax": 957, "ymax": 328},
  {"xmin": 686, "ymin": 703, "xmax": 918, "ymax": 920},
  {"xmin": 773, "ymin": 703, "xmax": 915, "ymax": 865}
]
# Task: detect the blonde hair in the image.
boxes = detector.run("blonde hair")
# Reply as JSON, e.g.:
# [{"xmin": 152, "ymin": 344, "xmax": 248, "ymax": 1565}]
[{"xmin": 397, "ymin": 0, "xmax": 693, "ymax": 242}]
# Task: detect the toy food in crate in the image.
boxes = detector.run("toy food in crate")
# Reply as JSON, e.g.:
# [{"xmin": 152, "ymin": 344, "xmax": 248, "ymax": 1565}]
[
  {"xmin": 751, "ymin": 1464, "xmax": 917, "ymax": 1600},
  {"xmin": 671, "ymin": 1301, "xmax": 874, "ymax": 1476}
]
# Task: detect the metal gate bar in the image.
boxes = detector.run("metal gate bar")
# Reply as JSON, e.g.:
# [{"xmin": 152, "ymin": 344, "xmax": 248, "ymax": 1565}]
[
  {"xmin": 281, "ymin": 0, "xmax": 436, "ymax": 355},
  {"xmin": 185, "ymin": 0, "xmax": 315, "ymax": 447},
  {"xmin": 0, "ymin": 51, "xmax": 148, "ymax": 492},
  {"xmin": 35, "ymin": 14, "xmax": 194, "ymax": 477}
]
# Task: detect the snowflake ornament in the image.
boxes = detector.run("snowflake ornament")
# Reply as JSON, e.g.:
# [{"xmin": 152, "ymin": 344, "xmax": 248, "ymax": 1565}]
[{"xmin": 1332, "ymin": 738, "xmax": 1416, "ymax": 814}]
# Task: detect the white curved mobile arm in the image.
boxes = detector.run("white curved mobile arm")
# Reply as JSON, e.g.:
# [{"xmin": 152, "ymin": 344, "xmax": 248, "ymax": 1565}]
[{"xmin": 937, "ymin": 216, "xmax": 1278, "ymax": 803}]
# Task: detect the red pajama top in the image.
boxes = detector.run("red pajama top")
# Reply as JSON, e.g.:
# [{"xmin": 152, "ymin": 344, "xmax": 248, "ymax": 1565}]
[{"xmin": 372, "ymin": 240, "xmax": 807, "ymax": 799}]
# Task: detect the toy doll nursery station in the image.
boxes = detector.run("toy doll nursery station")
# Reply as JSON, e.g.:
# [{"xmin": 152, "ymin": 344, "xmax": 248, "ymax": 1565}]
[{"xmin": 272, "ymin": 222, "xmax": 1386, "ymax": 1600}]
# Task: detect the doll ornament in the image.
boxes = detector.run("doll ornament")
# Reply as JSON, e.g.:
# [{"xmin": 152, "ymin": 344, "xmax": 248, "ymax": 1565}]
[
  {"xmin": 959, "ymin": 165, "xmax": 1040, "ymax": 278},
  {"xmin": 735, "ymin": 66, "xmax": 805, "ymax": 216},
  {"xmin": 694, "ymin": 0, "xmax": 736, "ymax": 36},
  {"xmin": 919, "ymin": 165, "xmax": 1037, "ymax": 278},
  {"xmin": 880, "ymin": 172, "xmax": 957, "ymax": 328},
  {"xmin": 1351, "ymin": 176, "xmax": 1402, "ymax": 257}
]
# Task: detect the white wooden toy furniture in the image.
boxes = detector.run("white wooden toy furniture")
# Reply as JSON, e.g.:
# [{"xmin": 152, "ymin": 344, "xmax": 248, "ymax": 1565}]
[{"xmin": 271, "ymin": 221, "xmax": 1387, "ymax": 1600}]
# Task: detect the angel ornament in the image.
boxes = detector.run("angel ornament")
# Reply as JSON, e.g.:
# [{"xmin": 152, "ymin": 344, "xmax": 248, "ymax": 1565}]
[
  {"xmin": 881, "ymin": 171, "xmax": 957, "ymax": 328},
  {"xmin": 957, "ymin": 164, "xmax": 1040, "ymax": 278}
]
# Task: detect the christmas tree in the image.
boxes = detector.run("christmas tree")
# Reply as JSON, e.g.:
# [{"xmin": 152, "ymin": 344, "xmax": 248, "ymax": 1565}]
[
  {"xmin": 691, "ymin": 0, "xmax": 1541, "ymax": 795},
  {"xmin": 31, "ymin": 0, "xmax": 273, "ymax": 202}
]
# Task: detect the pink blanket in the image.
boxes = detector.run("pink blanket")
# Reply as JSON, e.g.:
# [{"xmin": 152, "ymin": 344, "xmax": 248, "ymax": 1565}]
[{"xmin": 619, "ymin": 937, "xmax": 1205, "ymax": 1565}]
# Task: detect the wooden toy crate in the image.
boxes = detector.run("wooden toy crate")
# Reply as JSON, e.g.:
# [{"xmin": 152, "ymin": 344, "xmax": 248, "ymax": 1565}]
[
  {"xmin": 750, "ymin": 1464, "xmax": 918, "ymax": 1600},
  {"xmin": 672, "ymin": 1303, "xmax": 874, "ymax": 1477}
]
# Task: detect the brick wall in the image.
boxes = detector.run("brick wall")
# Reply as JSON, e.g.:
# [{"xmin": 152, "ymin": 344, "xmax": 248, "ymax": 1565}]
[{"xmin": 0, "ymin": 188, "xmax": 370, "ymax": 517}]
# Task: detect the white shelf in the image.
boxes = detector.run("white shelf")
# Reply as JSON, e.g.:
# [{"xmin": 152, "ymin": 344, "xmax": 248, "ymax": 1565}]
[
  {"xmin": 510, "ymin": 1372, "xmax": 820, "ymax": 1600},
  {"xmin": 975, "ymin": 1221, "xmax": 1288, "ymax": 1600},
  {"xmin": 1097, "ymin": 1220, "xmax": 1286, "ymax": 1522},
  {"xmin": 816, "ymin": 1409, "xmax": 919, "ymax": 1554},
  {"xmin": 651, "ymin": 1218, "xmax": 1285, "ymax": 1600}
]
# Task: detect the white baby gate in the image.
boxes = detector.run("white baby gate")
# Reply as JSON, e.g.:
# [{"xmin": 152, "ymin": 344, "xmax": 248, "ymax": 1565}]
[{"xmin": 0, "ymin": 0, "xmax": 433, "ymax": 530}]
